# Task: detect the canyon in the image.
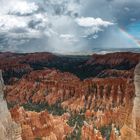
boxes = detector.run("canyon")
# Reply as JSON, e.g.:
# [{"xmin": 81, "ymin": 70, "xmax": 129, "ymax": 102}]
[{"xmin": 0, "ymin": 52, "xmax": 140, "ymax": 140}]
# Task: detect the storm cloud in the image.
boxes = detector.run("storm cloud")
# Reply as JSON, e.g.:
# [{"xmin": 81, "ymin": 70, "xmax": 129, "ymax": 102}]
[{"xmin": 0, "ymin": 0, "xmax": 139, "ymax": 54}]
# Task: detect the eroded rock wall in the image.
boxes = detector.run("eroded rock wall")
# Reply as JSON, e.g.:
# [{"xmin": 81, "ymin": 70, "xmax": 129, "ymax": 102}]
[
  {"xmin": 121, "ymin": 63, "xmax": 140, "ymax": 140},
  {"xmin": 133, "ymin": 63, "xmax": 140, "ymax": 137},
  {"xmin": 0, "ymin": 70, "xmax": 22, "ymax": 140}
]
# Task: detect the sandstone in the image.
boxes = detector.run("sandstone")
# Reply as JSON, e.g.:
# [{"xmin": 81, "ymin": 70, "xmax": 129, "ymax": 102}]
[
  {"xmin": 1, "ymin": 52, "xmax": 140, "ymax": 140},
  {"xmin": 0, "ymin": 70, "xmax": 22, "ymax": 140},
  {"xmin": 120, "ymin": 62, "xmax": 140, "ymax": 140},
  {"xmin": 10, "ymin": 107, "xmax": 73, "ymax": 140}
]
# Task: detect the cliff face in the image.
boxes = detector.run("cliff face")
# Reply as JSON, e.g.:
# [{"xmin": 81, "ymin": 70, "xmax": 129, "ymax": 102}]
[
  {"xmin": 1, "ymin": 52, "xmax": 140, "ymax": 83},
  {"xmin": 86, "ymin": 52, "xmax": 140, "ymax": 68},
  {"xmin": 134, "ymin": 63, "xmax": 140, "ymax": 118},
  {"xmin": 133, "ymin": 63, "xmax": 140, "ymax": 137},
  {"xmin": 0, "ymin": 52, "xmax": 56, "ymax": 84},
  {"xmin": 120, "ymin": 62, "xmax": 140, "ymax": 140},
  {"xmin": 0, "ymin": 70, "xmax": 22, "ymax": 140}
]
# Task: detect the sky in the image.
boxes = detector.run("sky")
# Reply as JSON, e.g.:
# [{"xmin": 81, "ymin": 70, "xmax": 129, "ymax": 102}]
[{"xmin": 0, "ymin": 0, "xmax": 140, "ymax": 54}]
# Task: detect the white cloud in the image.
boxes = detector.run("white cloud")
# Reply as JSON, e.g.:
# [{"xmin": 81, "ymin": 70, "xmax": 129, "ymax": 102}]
[
  {"xmin": 75, "ymin": 17, "xmax": 114, "ymax": 38},
  {"xmin": 6, "ymin": 0, "xmax": 38, "ymax": 15},
  {"xmin": 93, "ymin": 35, "xmax": 98, "ymax": 39},
  {"xmin": 60, "ymin": 34, "xmax": 78, "ymax": 43},
  {"xmin": 0, "ymin": 11, "xmax": 48, "ymax": 33},
  {"xmin": 0, "ymin": 14, "xmax": 27, "ymax": 31},
  {"xmin": 0, "ymin": 0, "xmax": 42, "ymax": 32},
  {"xmin": 60, "ymin": 34, "xmax": 74, "ymax": 39},
  {"xmin": 84, "ymin": 26, "xmax": 103, "ymax": 36},
  {"xmin": 124, "ymin": 7, "xmax": 130, "ymax": 12},
  {"xmin": 0, "ymin": 0, "xmax": 49, "ymax": 52},
  {"xmin": 76, "ymin": 17, "xmax": 114, "ymax": 27}
]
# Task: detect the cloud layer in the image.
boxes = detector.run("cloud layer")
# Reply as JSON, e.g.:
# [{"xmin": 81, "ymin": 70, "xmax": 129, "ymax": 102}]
[
  {"xmin": 0, "ymin": 0, "xmax": 139, "ymax": 54},
  {"xmin": 76, "ymin": 17, "xmax": 113, "ymax": 27}
]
